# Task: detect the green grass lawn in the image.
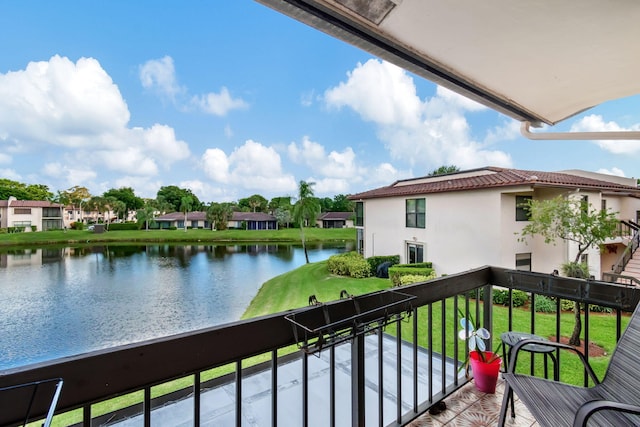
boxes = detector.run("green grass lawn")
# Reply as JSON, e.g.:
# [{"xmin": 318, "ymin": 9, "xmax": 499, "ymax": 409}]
[
  {"xmin": 0, "ymin": 227, "xmax": 355, "ymax": 247},
  {"xmin": 242, "ymin": 260, "xmax": 391, "ymax": 318}
]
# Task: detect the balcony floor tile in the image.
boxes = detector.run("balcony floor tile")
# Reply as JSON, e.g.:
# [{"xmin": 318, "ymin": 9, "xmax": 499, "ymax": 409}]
[{"xmin": 408, "ymin": 378, "xmax": 538, "ymax": 426}]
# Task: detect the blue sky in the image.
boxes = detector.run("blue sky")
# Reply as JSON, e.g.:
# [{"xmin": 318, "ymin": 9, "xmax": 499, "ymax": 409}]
[{"xmin": 1, "ymin": 1, "xmax": 639, "ymax": 203}]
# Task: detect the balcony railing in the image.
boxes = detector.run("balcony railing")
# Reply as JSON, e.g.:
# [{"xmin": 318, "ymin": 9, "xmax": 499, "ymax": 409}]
[{"xmin": 1, "ymin": 266, "xmax": 639, "ymax": 426}]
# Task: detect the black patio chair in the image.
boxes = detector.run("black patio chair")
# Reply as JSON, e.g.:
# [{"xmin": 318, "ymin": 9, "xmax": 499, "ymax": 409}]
[
  {"xmin": 0, "ymin": 378, "xmax": 63, "ymax": 427},
  {"xmin": 499, "ymin": 302, "xmax": 640, "ymax": 427}
]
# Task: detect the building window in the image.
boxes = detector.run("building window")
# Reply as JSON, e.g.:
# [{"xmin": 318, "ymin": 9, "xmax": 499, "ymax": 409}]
[
  {"xmin": 356, "ymin": 228, "xmax": 364, "ymax": 255},
  {"xmin": 515, "ymin": 253, "xmax": 531, "ymax": 271},
  {"xmin": 580, "ymin": 195, "xmax": 589, "ymax": 215},
  {"xmin": 355, "ymin": 202, "xmax": 364, "ymax": 227},
  {"xmin": 407, "ymin": 243, "xmax": 424, "ymax": 264},
  {"xmin": 13, "ymin": 208, "xmax": 31, "ymax": 215},
  {"xmin": 515, "ymin": 196, "xmax": 532, "ymax": 221},
  {"xmin": 406, "ymin": 198, "xmax": 425, "ymax": 228},
  {"xmin": 601, "ymin": 199, "xmax": 607, "ymax": 212},
  {"xmin": 43, "ymin": 207, "xmax": 60, "ymax": 217}
]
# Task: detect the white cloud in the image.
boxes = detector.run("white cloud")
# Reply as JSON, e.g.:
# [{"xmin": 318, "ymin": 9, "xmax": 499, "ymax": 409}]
[
  {"xmin": 179, "ymin": 179, "xmax": 231, "ymax": 203},
  {"xmin": 112, "ymin": 177, "xmax": 162, "ymax": 199},
  {"xmin": 0, "ymin": 168, "xmax": 21, "ymax": 180},
  {"xmin": 202, "ymin": 148, "xmax": 230, "ymax": 183},
  {"xmin": 0, "ymin": 55, "xmax": 194, "ymax": 194},
  {"xmin": 597, "ymin": 167, "xmax": 626, "ymax": 177},
  {"xmin": 42, "ymin": 162, "xmax": 97, "ymax": 187},
  {"xmin": 0, "ymin": 152, "xmax": 10, "ymax": 164},
  {"xmin": 139, "ymin": 124, "xmax": 190, "ymax": 168},
  {"xmin": 191, "ymin": 87, "xmax": 248, "ymax": 116},
  {"xmin": 139, "ymin": 56, "xmax": 184, "ymax": 100},
  {"xmin": 325, "ymin": 59, "xmax": 422, "ymax": 127},
  {"xmin": 324, "ymin": 59, "xmax": 512, "ymax": 171},
  {"xmin": 202, "ymin": 140, "xmax": 297, "ymax": 194},
  {"xmin": 288, "ymin": 136, "xmax": 358, "ymax": 178},
  {"xmin": 0, "ymin": 55, "xmax": 129, "ymax": 148},
  {"xmin": 571, "ymin": 114, "xmax": 640, "ymax": 154}
]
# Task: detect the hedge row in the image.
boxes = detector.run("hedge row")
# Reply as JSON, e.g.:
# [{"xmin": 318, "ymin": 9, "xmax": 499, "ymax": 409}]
[
  {"xmin": 388, "ymin": 262, "xmax": 434, "ymax": 286},
  {"xmin": 327, "ymin": 252, "xmax": 371, "ymax": 278},
  {"xmin": 107, "ymin": 223, "xmax": 140, "ymax": 231}
]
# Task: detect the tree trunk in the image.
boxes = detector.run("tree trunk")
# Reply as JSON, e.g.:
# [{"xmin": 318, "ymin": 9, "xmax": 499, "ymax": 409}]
[
  {"xmin": 300, "ymin": 225, "xmax": 309, "ymax": 263},
  {"xmin": 569, "ymin": 302, "xmax": 582, "ymax": 346}
]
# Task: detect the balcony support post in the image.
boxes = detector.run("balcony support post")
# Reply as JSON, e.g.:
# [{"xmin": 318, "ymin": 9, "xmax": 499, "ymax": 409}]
[{"xmin": 351, "ymin": 331, "xmax": 365, "ymax": 427}]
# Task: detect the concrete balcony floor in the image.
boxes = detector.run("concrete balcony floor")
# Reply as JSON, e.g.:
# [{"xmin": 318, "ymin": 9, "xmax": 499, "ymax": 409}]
[{"xmin": 408, "ymin": 378, "xmax": 538, "ymax": 427}]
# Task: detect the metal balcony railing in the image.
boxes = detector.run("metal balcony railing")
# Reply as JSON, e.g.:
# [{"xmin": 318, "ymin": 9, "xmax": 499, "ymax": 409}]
[{"xmin": 1, "ymin": 266, "xmax": 639, "ymax": 426}]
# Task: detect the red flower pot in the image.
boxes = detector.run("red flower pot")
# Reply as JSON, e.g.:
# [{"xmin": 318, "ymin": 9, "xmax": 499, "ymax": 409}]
[{"xmin": 469, "ymin": 351, "xmax": 502, "ymax": 393}]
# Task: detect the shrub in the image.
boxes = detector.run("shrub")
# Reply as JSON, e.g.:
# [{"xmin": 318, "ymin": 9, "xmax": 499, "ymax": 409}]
[
  {"xmin": 366, "ymin": 255, "xmax": 400, "ymax": 275},
  {"xmin": 511, "ymin": 290, "xmax": 528, "ymax": 307},
  {"xmin": 399, "ymin": 271, "xmax": 437, "ymax": 286},
  {"xmin": 589, "ymin": 304, "xmax": 613, "ymax": 313},
  {"xmin": 108, "ymin": 223, "xmax": 140, "ymax": 231},
  {"xmin": 560, "ymin": 299, "xmax": 575, "ymax": 311},
  {"xmin": 534, "ymin": 295, "xmax": 557, "ymax": 313},
  {"xmin": 30, "ymin": 225, "xmax": 37, "ymax": 232},
  {"xmin": 327, "ymin": 252, "xmax": 371, "ymax": 278},
  {"xmin": 491, "ymin": 289, "xmax": 529, "ymax": 307},
  {"xmin": 388, "ymin": 263, "xmax": 434, "ymax": 286}
]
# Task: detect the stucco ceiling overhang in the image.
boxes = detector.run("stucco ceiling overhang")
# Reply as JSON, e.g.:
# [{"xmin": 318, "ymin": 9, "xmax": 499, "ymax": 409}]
[{"xmin": 256, "ymin": 0, "xmax": 640, "ymax": 127}]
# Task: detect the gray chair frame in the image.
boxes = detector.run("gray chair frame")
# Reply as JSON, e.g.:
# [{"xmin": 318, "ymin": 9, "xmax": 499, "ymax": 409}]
[{"xmin": 499, "ymin": 303, "xmax": 640, "ymax": 427}]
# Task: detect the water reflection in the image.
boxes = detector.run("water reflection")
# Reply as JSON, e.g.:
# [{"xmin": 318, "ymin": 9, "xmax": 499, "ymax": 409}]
[{"xmin": 0, "ymin": 242, "xmax": 351, "ymax": 369}]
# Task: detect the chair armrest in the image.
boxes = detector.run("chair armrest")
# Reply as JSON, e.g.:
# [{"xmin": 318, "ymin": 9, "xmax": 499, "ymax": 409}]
[
  {"xmin": 573, "ymin": 400, "xmax": 640, "ymax": 427},
  {"xmin": 507, "ymin": 339, "xmax": 600, "ymax": 384}
]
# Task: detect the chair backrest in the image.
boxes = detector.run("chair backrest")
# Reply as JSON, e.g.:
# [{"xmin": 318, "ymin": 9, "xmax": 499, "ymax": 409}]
[
  {"xmin": 600, "ymin": 302, "xmax": 640, "ymax": 402},
  {"xmin": 0, "ymin": 378, "xmax": 63, "ymax": 427}
]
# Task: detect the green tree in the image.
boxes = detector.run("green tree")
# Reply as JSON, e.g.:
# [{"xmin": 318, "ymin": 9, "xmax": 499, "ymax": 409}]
[
  {"xmin": 428, "ymin": 165, "xmax": 460, "ymax": 176},
  {"xmin": 318, "ymin": 197, "xmax": 333, "ymax": 212},
  {"xmin": 0, "ymin": 179, "xmax": 54, "ymax": 200},
  {"xmin": 60, "ymin": 186, "xmax": 92, "ymax": 223},
  {"xmin": 268, "ymin": 196, "xmax": 292, "ymax": 213},
  {"xmin": 153, "ymin": 195, "xmax": 174, "ymax": 215},
  {"xmin": 519, "ymin": 195, "xmax": 619, "ymax": 345},
  {"xmin": 331, "ymin": 194, "xmax": 354, "ymax": 212},
  {"xmin": 238, "ymin": 194, "xmax": 268, "ymax": 212},
  {"xmin": 179, "ymin": 196, "xmax": 193, "ymax": 232},
  {"xmin": 156, "ymin": 186, "xmax": 201, "ymax": 212},
  {"xmin": 136, "ymin": 202, "xmax": 157, "ymax": 231},
  {"xmin": 274, "ymin": 207, "xmax": 292, "ymax": 229},
  {"xmin": 103, "ymin": 187, "xmax": 143, "ymax": 220},
  {"xmin": 206, "ymin": 202, "xmax": 234, "ymax": 230},
  {"xmin": 293, "ymin": 180, "xmax": 321, "ymax": 263}
]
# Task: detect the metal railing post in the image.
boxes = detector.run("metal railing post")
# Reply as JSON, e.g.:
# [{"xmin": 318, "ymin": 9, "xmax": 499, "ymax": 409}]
[{"xmin": 351, "ymin": 331, "xmax": 365, "ymax": 427}]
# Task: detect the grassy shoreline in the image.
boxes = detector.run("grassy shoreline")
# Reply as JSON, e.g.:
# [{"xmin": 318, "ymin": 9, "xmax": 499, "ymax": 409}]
[{"xmin": 0, "ymin": 227, "xmax": 356, "ymax": 248}]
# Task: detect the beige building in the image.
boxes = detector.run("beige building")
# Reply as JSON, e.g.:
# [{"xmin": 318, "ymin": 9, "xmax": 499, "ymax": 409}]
[
  {"xmin": 350, "ymin": 167, "xmax": 640, "ymax": 278},
  {"xmin": 0, "ymin": 197, "xmax": 64, "ymax": 231}
]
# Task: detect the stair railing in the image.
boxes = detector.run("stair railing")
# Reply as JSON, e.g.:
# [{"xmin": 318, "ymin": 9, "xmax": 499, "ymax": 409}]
[{"xmin": 611, "ymin": 227, "xmax": 640, "ymax": 274}]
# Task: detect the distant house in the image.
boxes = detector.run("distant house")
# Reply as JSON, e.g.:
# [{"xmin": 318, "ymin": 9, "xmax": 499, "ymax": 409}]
[
  {"xmin": 154, "ymin": 211, "xmax": 278, "ymax": 230},
  {"xmin": 228, "ymin": 212, "xmax": 278, "ymax": 230},
  {"xmin": 0, "ymin": 197, "xmax": 64, "ymax": 231},
  {"xmin": 316, "ymin": 212, "xmax": 354, "ymax": 228},
  {"xmin": 154, "ymin": 211, "xmax": 209, "ymax": 229}
]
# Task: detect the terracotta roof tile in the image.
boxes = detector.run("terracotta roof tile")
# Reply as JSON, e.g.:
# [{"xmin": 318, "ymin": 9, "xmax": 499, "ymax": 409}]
[{"xmin": 349, "ymin": 167, "xmax": 640, "ymax": 200}]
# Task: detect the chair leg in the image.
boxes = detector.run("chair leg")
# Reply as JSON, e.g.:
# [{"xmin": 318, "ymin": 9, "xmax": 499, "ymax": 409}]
[{"xmin": 498, "ymin": 383, "xmax": 513, "ymax": 427}]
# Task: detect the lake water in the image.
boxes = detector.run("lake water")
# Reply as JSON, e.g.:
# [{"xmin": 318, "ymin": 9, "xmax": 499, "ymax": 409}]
[{"xmin": 0, "ymin": 243, "xmax": 350, "ymax": 370}]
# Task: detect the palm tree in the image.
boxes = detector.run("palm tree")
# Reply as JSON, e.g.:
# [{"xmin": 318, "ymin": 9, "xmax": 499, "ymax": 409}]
[
  {"xmin": 180, "ymin": 196, "xmax": 193, "ymax": 232},
  {"xmin": 293, "ymin": 180, "xmax": 321, "ymax": 263},
  {"xmin": 137, "ymin": 203, "xmax": 156, "ymax": 231},
  {"xmin": 206, "ymin": 202, "xmax": 233, "ymax": 230}
]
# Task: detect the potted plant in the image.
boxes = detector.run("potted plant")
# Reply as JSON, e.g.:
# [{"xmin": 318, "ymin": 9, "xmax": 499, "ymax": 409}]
[{"xmin": 458, "ymin": 315, "xmax": 502, "ymax": 393}]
